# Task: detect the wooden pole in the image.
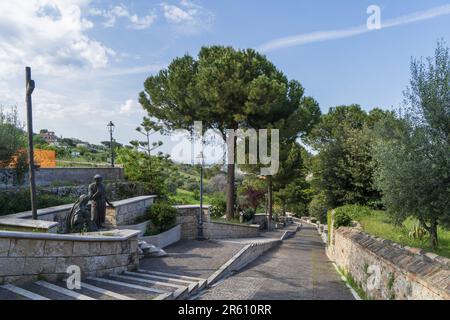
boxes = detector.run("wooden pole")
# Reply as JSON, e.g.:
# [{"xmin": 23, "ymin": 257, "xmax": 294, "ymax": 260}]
[{"xmin": 25, "ymin": 66, "xmax": 37, "ymax": 220}]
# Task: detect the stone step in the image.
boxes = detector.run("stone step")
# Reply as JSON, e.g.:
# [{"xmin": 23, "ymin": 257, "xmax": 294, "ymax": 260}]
[
  {"xmin": 135, "ymin": 270, "xmax": 209, "ymax": 297},
  {"xmin": 79, "ymin": 281, "xmax": 135, "ymax": 300},
  {"xmin": 140, "ymin": 270, "xmax": 206, "ymax": 282},
  {"xmin": 34, "ymin": 281, "xmax": 96, "ymax": 300},
  {"xmin": 86, "ymin": 277, "xmax": 172, "ymax": 300},
  {"xmin": 0, "ymin": 284, "xmax": 49, "ymax": 300},
  {"xmin": 113, "ymin": 273, "xmax": 187, "ymax": 291},
  {"xmin": 20, "ymin": 282, "xmax": 76, "ymax": 300},
  {"xmin": 135, "ymin": 270, "xmax": 199, "ymax": 285}
]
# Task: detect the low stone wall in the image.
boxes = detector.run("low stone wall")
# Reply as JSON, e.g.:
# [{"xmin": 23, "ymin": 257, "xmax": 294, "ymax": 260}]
[
  {"xmin": 207, "ymin": 239, "xmax": 281, "ymax": 286},
  {"xmin": 3, "ymin": 195, "xmax": 157, "ymax": 229},
  {"xmin": 105, "ymin": 195, "xmax": 157, "ymax": 226},
  {"xmin": 0, "ymin": 167, "xmax": 124, "ymax": 188},
  {"xmin": 140, "ymin": 224, "xmax": 181, "ymax": 248},
  {"xmin": 0, "ymin": 218, "xmax": 58, "ymax": 233},
  {"xmin": 253, "ymin": 214, "xmax": 268, "ymax": 229},
  {"xmin": 0, "ymin": 229, "xmax": 140, "ymax": 285},
  {"xmin": 5, "ymin": 203, "xmax": 74, "ymax": 223},
  {"xmin": 175, "ymin": 205, "xmax": 211, "ymax": 240},
  {"xmin": 327, "ymin": 226, "xmax": 450, "ymax": 300},
  {"xmin": 203, "ymin": 221, "xmax": 260, "ymax": 239}
]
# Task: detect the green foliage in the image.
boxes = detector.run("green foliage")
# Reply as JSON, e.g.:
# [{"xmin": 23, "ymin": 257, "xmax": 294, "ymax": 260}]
[
  {"xmin": 373, "ymin": 42, "xmax": 450, "ymax": 249},
  {"xmin": 146, "ymin": 202, "xmax": 178, "ymax": 233},
  {"xmin": 0, "ymin": 189, "xmax": 76, "ymax": 216},
  {"xmin": 408, "ymin": 222, "xmax": 428, "ymax": 240},
  {"xmin": 116, "ymin": 147, "xmax": 170, "ymax": 196},
  {"xmin": 209, "ymin": 196, "xmax": 227, "ymax": 218},
  {"xmin": 334, "ymin": 205, "xmax": 450, "ymax": 258},
  {"xmin": 332, "ymin": 204, "xmax": 373, "ymax": 221},
  {"xmin": 333, "ymin": 210, "xmax": 352, "ymax": 228},
  {"xmin": 308, "ymin": 192, "xmax": 328, "ymax": 224},
  {"xmin": 337, "ymin": 266, "xmax": 369, "ymax": 300},
  {"xmin": 140, "ymin": 45, "xmax": 320, "ymax": 219},
  {"xmin": 307, "ymin": 105, "xmax": 392, "ymax": 208},
  {"xmin": 241, "ymin": 207, "xmax": 256, "ymax": 222},
  {"xmin": 0, "ymin": 106, "xmax": 26, "ymax": 161}
]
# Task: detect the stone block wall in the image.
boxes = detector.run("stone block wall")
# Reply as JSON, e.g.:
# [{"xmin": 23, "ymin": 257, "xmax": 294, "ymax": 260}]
[
  {"xmin": 0, "ymin": 167, "xmax": 124, "ymax": 188},
  {"xmin": 0, "ymin": 230, "xmax": 140, "ymax": 285},
  {"xmin": 327, "ymin": 227, "xmax": 450, "ymax": 300},
  {"xmin": 175, "ymin": 206, "xmax": 260, "ymax": 240},
  {"xmin": 203, "ymin": 221, "xmax": 260, "ymax": 239},
  {"xmin": 175, "ymin": 205, "xmax": 211, "ymax": 240},
  {"xmin": 105, "ymin": 195, "xmax": 157, "ymax": 226}
]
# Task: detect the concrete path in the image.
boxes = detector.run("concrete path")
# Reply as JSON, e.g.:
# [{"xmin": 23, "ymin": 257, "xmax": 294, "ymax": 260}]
[{"xmin": 197, "ymin": 224, "xmax": 355, "ymax": 300}]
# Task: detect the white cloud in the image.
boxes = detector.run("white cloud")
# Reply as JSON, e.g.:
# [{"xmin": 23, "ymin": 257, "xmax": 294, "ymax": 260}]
[
  {"xmin": 119, "ymin": 99, "xmax": 139, "ymax": 114},
  {"xmin": 162, "ymin": 0, "xmax": 214, "ymax": 35},
  {"xmin": 258, "ymin": 4, "xmax": 450, "ymax": 52},
  {"xmin": 90, "ymin": 4, "xmax": 157, "ymax": 30},
  {"xmin": 0, "ymin": 0, "xmax": 115, "ymax": 78}
]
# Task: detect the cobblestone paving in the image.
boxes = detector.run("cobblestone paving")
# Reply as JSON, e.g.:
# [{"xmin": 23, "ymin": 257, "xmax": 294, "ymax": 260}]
[
  {"xmin": 139, "ymin": 239, "xmax": 246, "ymax": 279},
  {"xmin": 197, "ymin": 224, "xmax": 355, "ymax": 300}
]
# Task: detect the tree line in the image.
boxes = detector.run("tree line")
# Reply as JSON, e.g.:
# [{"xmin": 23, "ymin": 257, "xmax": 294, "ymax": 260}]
[{"xmin": 139, "ymin": 42, "xmax": 449, "ymax": 249}]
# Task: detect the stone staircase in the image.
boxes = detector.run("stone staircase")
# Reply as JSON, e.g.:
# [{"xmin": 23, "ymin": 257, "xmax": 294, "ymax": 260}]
[{"xmin": 0, "ymin": 269, "xmax": 208, "ymax": 300}]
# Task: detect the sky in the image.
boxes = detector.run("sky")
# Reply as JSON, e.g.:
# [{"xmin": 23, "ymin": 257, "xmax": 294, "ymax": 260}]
[{"xmin": 0, "ymin": 0, "xmax": 449, "ymax": 163}]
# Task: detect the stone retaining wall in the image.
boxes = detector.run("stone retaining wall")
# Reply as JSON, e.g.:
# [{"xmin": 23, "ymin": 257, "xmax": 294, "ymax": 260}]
[
  {"xmin": 327, "ymin": 226, "xmax": 450, "ymax": 300},
  {"xmin": 203, "ymin": 221, "xmax": 260, "ymax": 239},
  {"xmin": 0, "ymin": 167, "xmax": 124, "ymax": 187},
  {"xmin": 0, "ymin": 229, "xmax": 140, "ymax": 285}
]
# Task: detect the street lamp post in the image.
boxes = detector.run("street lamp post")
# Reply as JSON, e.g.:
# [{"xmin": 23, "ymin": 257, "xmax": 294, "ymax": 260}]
[
  {"xmin": 196, "ymin": 152, "xmax": 205, "ymax": 240},
  {"xmin": 107, "ymin": 121, "xmax": 115, "ymax": 168}
]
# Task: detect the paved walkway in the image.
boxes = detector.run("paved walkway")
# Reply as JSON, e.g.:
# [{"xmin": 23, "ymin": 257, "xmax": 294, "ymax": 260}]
[
  {"xmin": 139, "ymin": 239, "xmax": 246, "ymax": 279},
  {"xmin": 197, "ymin": 224, "xmax": 355, "ymax": 300}
]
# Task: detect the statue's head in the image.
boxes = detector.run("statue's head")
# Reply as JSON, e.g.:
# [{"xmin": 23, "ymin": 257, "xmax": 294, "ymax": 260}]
[{"xmin": 93, "ymin": 174, "xmax": 103, "ymax": 184}]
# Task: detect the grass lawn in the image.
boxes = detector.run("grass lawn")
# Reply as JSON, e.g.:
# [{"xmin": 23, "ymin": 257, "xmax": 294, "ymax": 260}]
[
  {"xmin": 169, "ymin": 188, "xmax": 213, "ymax": 205},
  {"xmin": 336, "ymin": 205, "xmax": 450, "ymax": 258}
]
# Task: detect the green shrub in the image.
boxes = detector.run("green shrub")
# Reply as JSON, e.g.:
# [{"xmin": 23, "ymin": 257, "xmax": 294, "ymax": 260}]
[
  {"xmin": 334, "ymin": 204, "xmax": 372, "ymax": 221},
  {"xmin": 309, "ymin": 193, "xmax": 328, "ymax": 224},
  {"xmin": 242, "ymin": 208, "xmax": 255, "ymax": 222},
  {"xmin": 0, "ymin": 189, "xmax": 75, "ymax": 216},
  {"xmin": 193, "ymin": 189, "xmax": 200, "ymax": 200},
  {"xmin": 146, "ymin": 202, "xmax": 178, "ymax": 233},
  {"xmin": 334, "ymin": 210, "xmax": 352, "ymax": 228},
  {"xmin": 210, "ymin": 196, "xmax": 226, "ymax": 218}
]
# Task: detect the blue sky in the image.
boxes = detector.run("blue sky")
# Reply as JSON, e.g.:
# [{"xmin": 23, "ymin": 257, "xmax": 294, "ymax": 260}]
[{"xmin": 0, "ymin": 0, "xmax": 449, "ymax": 162}]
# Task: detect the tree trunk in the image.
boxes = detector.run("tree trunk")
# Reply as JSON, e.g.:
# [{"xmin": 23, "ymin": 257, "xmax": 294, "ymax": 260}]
[
  {"xmin": 226, "ymin": 163, "xmax": 235, "ymax": 220},
  {"xmin": 267, "ymin": 175, "xmax": 273, "ymax": 229},
  {"xmin": 430, "ymin": 219, "xmax": 439, "ymax": 249}
]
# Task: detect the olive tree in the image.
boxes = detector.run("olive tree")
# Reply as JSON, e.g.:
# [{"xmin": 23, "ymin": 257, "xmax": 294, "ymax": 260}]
[{"xmin": 373, "ymin": 42, "xmax": 450, "ymax": 249}]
